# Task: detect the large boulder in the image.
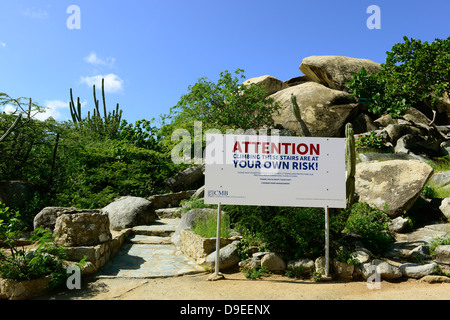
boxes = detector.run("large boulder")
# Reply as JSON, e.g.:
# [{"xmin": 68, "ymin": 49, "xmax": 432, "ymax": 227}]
[
  {"xmin": 204, "ymin": 240, "xmax": 241, "ymax": 270},
  {"xmin": 33, "ymin": 207, "xmax": 76, "ymax": 232},
  {"xmin": 164, "ymin": 164, "xmax": 204, "ymax": 192},
  {"xmin": 434, "ymin": 245, "xmax": 450, "ymax": 264},
  {"xmin": 399, "ymin": 262, "xmax": 438, "ymax": 279},
  {"xmin": 270, "ymin": 82, "xmax": 359, "ymax": 137},
  {"xmin": 54, "ymin": 210, "xmax": 112, "ymax": 247},
  {"xmin": 355, "ymin": 160, "xmax": 434, "ymax": 218},
  {"xmin": 261, "ymin": 252, "xmax": 286, "ymax": 272},
  {"xmin": 439, "ymin": 198, "xmax": 450, "ymax": 221},
  {"xmin": 148, "ymin": 190, "xmax": 196, "ymax": 209},
  {"xmin": 102, "ymin": 196, "xmax": 157, "ymax": 231},
  {"xmin": 299, "ymin": 55, "xmax": 381, "ymax": 91},
  {"xmin": 244, "ymin": 75, "xmax": 289, "ymax": 95},
  {"xmin": 286, "ymin": 258, "xmax": 315, "ymax": 276},
  {"xmin": 435, "ymin": 92, "xmax": 450, "ymax": 125},
  {"xmin": 361, "ymin": 259, "xmax": 402, "ymax": 280}
]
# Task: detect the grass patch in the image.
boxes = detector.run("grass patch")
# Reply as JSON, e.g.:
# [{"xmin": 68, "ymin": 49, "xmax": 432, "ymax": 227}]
[
  {"xmin": 430, "ymin": 236, "xmax": 450, "ymax": 255},
  {"xmin": 180, "ymin": 198, "xmax": 216, "ymax": 213},
  {"xmin": 428, "ymin": 156, "xmax": 450, "ymax": 172},
  {"xmin": 192, "ymin": 213, "xmax": 231, "ymax": 239},
  {"xmin": 422, "ymin": 182, "xmax": 450, "ymax": 199}
]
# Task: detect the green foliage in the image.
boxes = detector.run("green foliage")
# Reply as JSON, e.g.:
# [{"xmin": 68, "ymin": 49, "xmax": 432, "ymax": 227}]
[
  {"xmin": 226, "ymin": 205, "xmax": 347, "ymax": 260},
  {"xmin": 118, "ymin": 119, "xmax": 164, "ymax": 151},
  {"xmin": 192, "ymin": 212, "xmax": 231, "ymax": 239},
  {"xmin": 342, "ymin": 202, "xmax": 393, "ymax": 255},
  {"xmin": 335, "ymin": 246, "xmax": 360, "ymax": 265},
  {"xmin": 427, "ymin": 156, "xmax": 450, "ymax": 172},
  {"xmin": 168, "ymin": 69, "xmax": 280, "ymax": 130},
  {"xmin": 284, "ymin": 266, "xmax": 305, "ymax": 279},
  {"xmin": 421, "ymin": 184, "xmax": 437, "ymax": 199},
  {"xmin": 422, "ymin": 182, "xmax": 450, "ymax": 199},
  {"xmin": 0, "ymin": 203, "xmax": 26, "ymax": 249},
  {"xmin": 429, "ymin": 236, "xmax": 450, "ymax": 255},
  {"xmin": 0, "ymin": 204, "xmax": 68, "ymax": 289},
  {"xmin": 54, "ymin": 134, "xmax": 178, "ymax": 209},
  {"xmin": 241, "ymin": 265, "xmax": 270, "ymax": 279},
  {"xmin": 356, "ymin": 131, "xmax": 388, "ymax": 149},
  {"xmin": 70, "ymin": 78, "xmax": 123, "ymax": 139},
  {"xmin": 1, "ymin": 90, "xmax": 181, "ymax": 223},
  {"xmin": 346, "ymin": 36, "xmax": 450, "ymax": 121},
  {"xmin": 161, "ymin": 69, "xmax": 281, "ymax": 152},
  {"xmin": 0, "ymin": 99, "xmax": 60, "ymax": 186}
]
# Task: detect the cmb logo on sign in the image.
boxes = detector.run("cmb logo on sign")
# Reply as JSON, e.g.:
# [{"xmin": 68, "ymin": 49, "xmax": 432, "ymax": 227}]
[{"xmin": 208, "ymin": 190, "xmax": 229, "ymax": 197}]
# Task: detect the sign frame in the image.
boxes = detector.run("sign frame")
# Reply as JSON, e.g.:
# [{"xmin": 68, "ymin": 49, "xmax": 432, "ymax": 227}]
[
  {"xmin": 204, "ymin": 134, "xmax": 346, "ymax": 209},
  {"xmin": 204, "ymin": 134, "xmax": 347, "ymax": 279}
]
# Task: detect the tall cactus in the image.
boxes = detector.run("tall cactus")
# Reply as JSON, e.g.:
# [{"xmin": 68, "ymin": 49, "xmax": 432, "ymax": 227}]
[
  {"xmin": 345, "ymin": 123, "xmax": 356, "ymax": 209},
  {"xmin": 291, "ymin": 94, "xmax": 312, "ymax": 137},
  {"xmin": 69, "ymin": 78, "xmax": 123, "ymax": 138},
  {"xmin": 69, "ymin": 88, "xmax": 82, "ymax": 125}
]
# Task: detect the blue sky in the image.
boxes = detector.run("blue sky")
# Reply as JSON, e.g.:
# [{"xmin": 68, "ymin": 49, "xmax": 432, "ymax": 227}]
[{"xmin": 0, "ymin": 0, "xmax": 449, "ymax": 125}]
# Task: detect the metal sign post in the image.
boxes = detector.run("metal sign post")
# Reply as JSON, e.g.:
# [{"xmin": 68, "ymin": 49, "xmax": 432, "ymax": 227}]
[
  {"xmin": 324, "ymin": 206, "xmax": 330, "ymax": 277},
  {"xmin": 208, "ymin": 202, "xmax": 224, "ymax": 281},
  {"xmin": 215, "ymin": 202, "xmax": 222, "ymax": 277}
]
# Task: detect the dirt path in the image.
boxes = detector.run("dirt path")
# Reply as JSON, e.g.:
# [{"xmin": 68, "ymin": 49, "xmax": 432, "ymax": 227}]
[{"xmin": 40, "ymin": 271, "xmax": 450, "ymax": 301}]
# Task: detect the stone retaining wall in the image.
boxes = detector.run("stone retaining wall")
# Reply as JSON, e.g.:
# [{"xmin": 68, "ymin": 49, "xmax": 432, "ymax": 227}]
[
  {"xmin": 64, "ymin": 228, "xmax": 133, "ymax": 273},
  {"xmin": 179, "ymin": 229, "xmax": 234, "ymax": 265},
  {"xmin": 0, "ymin": 228, "xmax": 132, "ymax": 300}
]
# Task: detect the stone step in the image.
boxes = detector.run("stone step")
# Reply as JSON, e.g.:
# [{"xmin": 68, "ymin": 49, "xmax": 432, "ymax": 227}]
[
  {"xmin": 127, "ymin": 234, "xmax": 172, "ymax": 245},
  {"xmin": 131, "ymin": 218, "xmax": 180, "ymax": 237},
  {"xmin": 155, "ymin": 207, "xmax": 183, "ymax": 219}
]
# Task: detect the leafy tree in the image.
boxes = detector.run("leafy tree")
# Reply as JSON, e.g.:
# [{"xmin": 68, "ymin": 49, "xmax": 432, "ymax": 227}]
[
  {"xmin": 347, "ymin": 36, "xmax": 449, "ymax": 125},
  {"xmin": 161, "ymin": 69, "xmax": 281, "ymax": 141},
  {"xmin": 117, "ymin": 118, "xmax": 164, "ymax": 152},
  {"xmin": 0, "ymin": 94, "xmax": 61, "ymax": 223},
  {"xmin": 53, "ymin": 130, "xmax": 178, "ymax": 209}
]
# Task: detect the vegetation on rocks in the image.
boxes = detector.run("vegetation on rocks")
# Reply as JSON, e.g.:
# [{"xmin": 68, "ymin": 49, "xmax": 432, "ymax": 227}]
[
  {"xmin": 0, "ymin": 204, "xmax": 70, "ymax": 290},
  {"xmin": 346, "ymin": 36, "xmax": 449, "ymax": 124}
]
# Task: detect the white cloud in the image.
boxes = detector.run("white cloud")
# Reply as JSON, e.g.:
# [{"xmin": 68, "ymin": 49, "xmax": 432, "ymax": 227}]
[
  {"xmin": 0, "ymin": 105, "xmax": 17, "ymax": 114},
  {"xmin": 33, "ymin": 100, "xmax": 70, "ymax": 121},
  {"xmin": 0, "ymin": 42, "xmax": 6, "ymax": 48},
  {"xmin": 84, "ymin": 52, "xmax": 115, "ymax": 67},
  {"xmin": 80, "ymin": 74, "xmax": 124, "ymax": 93}
]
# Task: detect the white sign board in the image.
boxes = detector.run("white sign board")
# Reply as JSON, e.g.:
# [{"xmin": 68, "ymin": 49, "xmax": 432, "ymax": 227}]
[{"xmin": 204, "ymin": 134, "xmax": 346, "ymax": 208}]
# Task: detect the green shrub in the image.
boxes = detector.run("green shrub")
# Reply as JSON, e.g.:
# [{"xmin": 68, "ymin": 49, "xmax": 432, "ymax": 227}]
[
  {"xmin": 226, "ymin": 205, "xmax": 346, "ymax": 261},
  {"xmin": 356, "ymin": 131, "xmax": 388, "ymax": 149},
  {"xmin": 342, "ymin": 202, "xmax": 393, "ymax": 255},
  {"xmin": 54, "ymin": 134, "xmax": 179, "ymax": 209},
  {"xmin": 241, "ymin": 265, "xmax": 270, "ymax": 279},
  {"xmin": 0, "ymin": 205, "xmax": 69, "ymax": 290}
]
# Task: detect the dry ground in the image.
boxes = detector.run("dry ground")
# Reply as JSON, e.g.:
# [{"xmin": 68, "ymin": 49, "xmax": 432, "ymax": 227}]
[{"xmin": 40, "ymin": 270, "xmax": 450, "ymax": 301}]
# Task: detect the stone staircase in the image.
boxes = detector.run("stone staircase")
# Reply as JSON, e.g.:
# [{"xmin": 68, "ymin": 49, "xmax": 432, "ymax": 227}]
[
  {"xmin": 95, "ymin": 212, "xmax": 203, "ymax": 279},
  {"xmin": 127, "ymin": 219, "xmax": 179, "ymax": 245}
]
